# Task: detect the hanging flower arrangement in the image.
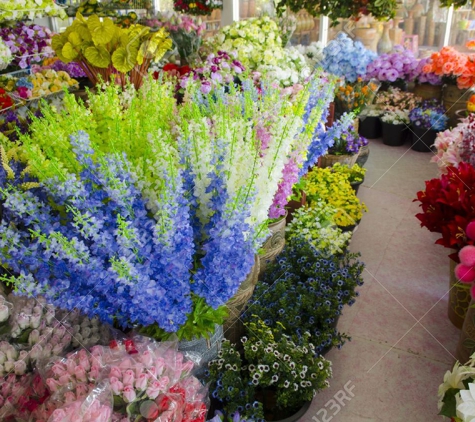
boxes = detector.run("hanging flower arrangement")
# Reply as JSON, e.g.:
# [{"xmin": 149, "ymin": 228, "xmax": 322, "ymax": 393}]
[{"xmin": 174, "ymin": 0, "xmax": 222, "ymax": 16}]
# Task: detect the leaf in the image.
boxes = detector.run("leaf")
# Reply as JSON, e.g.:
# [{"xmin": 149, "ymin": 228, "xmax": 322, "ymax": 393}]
[
  {"xmin": 73, "ymin": 21, "xmax": 93, "ymax": 42},
  {"xmin": 87, "ymin": 15, "xmax": 116, "ymax": 45},
  {"xmin": 62, "ymin": 42, "xmax": 79, "ymax": 61},
  {"xmin": 84, "ymin": 45, "xmax": 111, "ymax": 68},
  {"xmin": 439, "ymin": 387, "xmax": 459, "ymax": 417},
  {"xmin": 51, "ymin": 34, "xmax": 68, "ymax": 61},
  {"xmin": 112, "ymin": 46, "xmax": 138, "ymax": 73},
  {"xmin": 68, "ymin": 32, "xmax": 82, "ymax": 47}
]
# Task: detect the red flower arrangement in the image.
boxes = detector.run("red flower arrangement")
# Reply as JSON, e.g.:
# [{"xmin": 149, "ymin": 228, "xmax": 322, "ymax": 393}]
[
  {"xmin": 174, "ymin": 0, "xmax": 222, "ymax": 16},
  {"xmin": 414, "ymin": 162, "xmax": 475, "ymax": 259},
  {"xmin": 0, "ymin": 88, "xmax": 13, "ymax": 110}
]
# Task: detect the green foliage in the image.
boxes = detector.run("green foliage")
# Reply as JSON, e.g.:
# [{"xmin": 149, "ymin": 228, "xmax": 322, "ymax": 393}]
[{"xmin": 139, "ymin": 296, "xmax": 228, "ymax": 341}]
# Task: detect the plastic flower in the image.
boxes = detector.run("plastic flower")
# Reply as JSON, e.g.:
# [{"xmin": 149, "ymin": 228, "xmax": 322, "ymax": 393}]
[
  {"xmin": 366, "ymin": 47, "xmax": 418, "ymax": 83},
  {"xmin": 408, "ymin": 101, "xmax": 448, "ymax": 131}
]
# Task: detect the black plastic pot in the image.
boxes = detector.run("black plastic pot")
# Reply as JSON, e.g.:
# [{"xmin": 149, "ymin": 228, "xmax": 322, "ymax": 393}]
[
  {"xmin": 358, "ymin": 116, "xmax": 382, "ymax": 139},
  {"xmin": 382, "ymin": 122, "xmax": 408, "ymax": 146},
  {"xmin": 350, "ymin": 178, "xmax": 364, "ymax": 195},
  {"xmin": 411, "ymin": 126, "xmax": 438, "ymax": 152}
]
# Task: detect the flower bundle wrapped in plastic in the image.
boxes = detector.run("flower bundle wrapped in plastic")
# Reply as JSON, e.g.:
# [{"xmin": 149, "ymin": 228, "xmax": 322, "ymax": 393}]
[
  {"xmin": 0, "ymin": 23, "xmax": 54, "ymax": 69},
  {"xmin": 0, "ymin": 0, "xmax": 66, "ymax": 21},
  {"xmin": 152, "ymin": 12, "xmax": 206, "ymax": 65},
  {"xmin": 321, "ymin": 32, "xmax": 377, "ymax": 83},
  {"xmin": 335, "ymin": 77, "xmax": 381, "ymax": 114},
  {"xmin": 366, "ymin": 47, "xmax": 418, "ymax": 84}
]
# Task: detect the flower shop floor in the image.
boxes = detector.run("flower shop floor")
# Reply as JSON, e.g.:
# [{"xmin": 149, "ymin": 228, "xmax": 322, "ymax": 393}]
[{"xmin": 299, "ymin": 140, "xmax": 460, "ymax": 422}]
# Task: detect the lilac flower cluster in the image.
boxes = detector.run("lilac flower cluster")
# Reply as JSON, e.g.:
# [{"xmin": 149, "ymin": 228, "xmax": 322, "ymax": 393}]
[
  {"xmin": 321, "ymin": 33, "xmax": 377, "ymax": 83},
  {"xmin": 366, "ymin": 47, "xmax": 418, "ymax": 83},
  {"xmin": 409, "ymin": 100, "xmax": 448, "ymax": 131},
  {"xmin": 0, "ymin": 131, "xmax": 193, "ymax": 332},
  {"xmin": 323, "ymin": 112, "xmax": 367, "ymax": 156},
  {"xmin": 409, "ymin": 58, "xmax": 442, "ymax": 85},
  {"xmin": 0, "ymin": 23, "xmax": 53, "ymax": 69}
]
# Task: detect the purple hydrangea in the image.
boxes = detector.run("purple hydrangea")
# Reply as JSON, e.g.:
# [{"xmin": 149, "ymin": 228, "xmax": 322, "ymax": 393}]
[{"xmin": 366, "ymin": 46, "xmax": 418, "ymax": 83}]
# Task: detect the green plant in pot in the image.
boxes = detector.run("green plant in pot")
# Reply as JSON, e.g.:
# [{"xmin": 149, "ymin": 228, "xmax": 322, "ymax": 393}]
[
  {"xmin": 331, "ymin": 162, "xmax": 366, "ymax": 184},
  {"xmin": 207, "ymin": 316, "xmax": 332, "ymax": 421},
  {"xmin": 244, "ymin": 239, "xmax": 364, "ymax": 355}
]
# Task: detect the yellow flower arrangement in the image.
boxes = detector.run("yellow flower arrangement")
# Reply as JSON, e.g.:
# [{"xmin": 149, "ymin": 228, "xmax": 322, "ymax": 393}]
[{"xmin": 304, "ymin": 166, "xmax": 367, "ymax": 227}]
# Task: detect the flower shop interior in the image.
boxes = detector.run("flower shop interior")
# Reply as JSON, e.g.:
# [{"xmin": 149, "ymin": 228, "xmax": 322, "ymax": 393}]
[{"xmin": 3, "ymin": 0, "xmax": 475, "ymax": 421}]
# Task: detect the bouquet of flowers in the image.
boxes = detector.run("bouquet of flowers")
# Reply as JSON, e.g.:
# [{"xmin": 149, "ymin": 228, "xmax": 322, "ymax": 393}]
[
  {"xmin": 321, "ymin": 32, "xmax": 377, "ymax": 83},
  {"xmin": 380, "ymin": 110, "xmax": 410, "ymax": 125},
  {"xmin": 304, "ymin": 166, "xmax": 367, "ymax": 227},
  {"xmin": 374, "ymin": 87, "xmax": 421, "ymax": 112},
  {"xmin": 174, "ymin": 0, "xmax": 222, "ymax": 16},
  {"xmin": 208, "ymin": 16, "xmax": 284, "ymax": 72},
  {"xmin": 153, "ymin": 12, "xmax": 207, "ymax": 65},
  {"xmin": 0, "ymin": 39, "xmax": 12, "ymax": 71},
  {"xmin": 366, "ymin": 47, "xmax": 418, "ymax": 86},
  {"xmin": 408, "ymin": 100, "xmax": 448, "ymax": 131},
  {"xmin": 52, "ymin": 14, "xmax": 172, "ymax": 89},
  {"xmin": 335, "ymin": 77, "xmax": 381, "ymax": 114},
  {"xmin": 294, "ymin": 42, "xmax": 324, "ymax": 68},
  {"xmin": 438, "ymin": 352, "xmax": 475, "ymax": 421},
  {"xmin": 423, "ymin": 46, "xmax": 475, "ymax": 89},
  {"xmin": 0, "ymin": 23, "xmax": 54, "ymax": 69},
  {"xmin": 414, "ymin": 162, "xmax": 475, "ymax": 254},
  {"xmin": 432, "ymin": 114, "xmax": 475, "ymax": 171},
  {"xmin": 0, "ymin": 0, "xmax": 66, "ymax": 21},
  {"xmin": 409, "ymin": 57, "xmax": 443, "ymax": 86}
]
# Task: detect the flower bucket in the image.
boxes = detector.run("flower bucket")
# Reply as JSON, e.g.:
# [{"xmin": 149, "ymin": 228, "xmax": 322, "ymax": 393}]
[
  {"xmin": 350, "ymin": 178, "xmax": 364, "ymax": 195},
  {"xmin": 456, "ymin": 300, "xmax": 475, "ymax": 363},
  {"xmin": 410, "ymin": 126, "xmax": 437, "ymax": 152},
  {"xmin": 255, "ymin": 388, "xmax": 311, "ymax": 422},
  {"xmin": 382, "ymin": 122, "xmax": 407, "ymax": 146},
  {"xmin": 358, "ymin": 116, "xmax": 382, "ymax": 139},
  {"xmin": 319, "ymin": 153, "xmax": 359, "ymax": 168},
  {"xmin": 443, "ymin": 84, "xmax": 472, "ymax": 128},
  {"xmin": 223, "ymin": 256, "xmax": 260, "ymax": 344},
  {"xmin": 414, "ymin": 83, "xmax": 442, "ymax": 102},
  {"xmin": 285, "ymin": 191, "xmax": 306, "ymax": 224},
  {"xmin": 449, "ymin": 258, "xmax": 471, "ymax": 329},
  {"xmin": 259, "ymin": 211, "xmax": 287, "ymax": 276},
  {"xmin": 178, "ymin": 324, "xmax": 223, "ymax": 378}
]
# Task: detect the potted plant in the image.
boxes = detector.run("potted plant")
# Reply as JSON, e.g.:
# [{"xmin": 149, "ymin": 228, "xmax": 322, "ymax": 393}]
[
  {"xmin": 358, "ymin": 106, "xmax": 383, "ymax": 139},
  {"xmin": 319, "ymin": 112, "xmax": 368, "ymax": 168},
  {"xmin": 409, "ymin": 100, "xmax": 449, "ymax": 152},
  {"xmin": 331, "ymin": 162, "xmax": 367, "ymax": 194},
  {"xmin": 380, "ymin": 110, "xmax": 410, "ymax": 146},
  {"xmin": 303, "ymin": 166, "xmax": 368, "ymax": 230},
  {"xmin": 207, "ymin": 317, "xmax": 332, "ymax": 421}
]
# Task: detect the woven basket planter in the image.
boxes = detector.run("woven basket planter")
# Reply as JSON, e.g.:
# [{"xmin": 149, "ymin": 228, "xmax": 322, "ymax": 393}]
[
  {"xmin": 223, "ymin": 256, "xmax": 260, "ymax": 344},
  {"xmin": 319, "ymin": 152, "xmax": 359, "ymax": 168},
  {"xmin": 259, "ymin": 211, "xmax": 287, "ymax": 276}
]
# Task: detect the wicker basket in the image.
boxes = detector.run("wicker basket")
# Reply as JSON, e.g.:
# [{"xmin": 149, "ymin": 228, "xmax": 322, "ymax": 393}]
[
  {"xmin": 319, "ymin": 152, "xmax": 359, "ymax": 168},
  {"xmin": 223, "ymin": 255, "xmax": 260, "ymax": 344},
  {"xmin": 259, "ymin": 211, "xmax": 287, "ymax": 276}
]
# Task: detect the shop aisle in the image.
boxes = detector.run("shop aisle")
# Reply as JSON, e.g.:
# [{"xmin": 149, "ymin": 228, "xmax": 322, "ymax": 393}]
[{"xmin": 300, "ymin": 139, "xmax": 461, "ymax": 422}]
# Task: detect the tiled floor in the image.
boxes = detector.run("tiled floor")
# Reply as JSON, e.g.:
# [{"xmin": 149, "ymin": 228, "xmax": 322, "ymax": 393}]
[{"xmin": 299, "ymin": 139, "xmax": 461, "ymax": 422}]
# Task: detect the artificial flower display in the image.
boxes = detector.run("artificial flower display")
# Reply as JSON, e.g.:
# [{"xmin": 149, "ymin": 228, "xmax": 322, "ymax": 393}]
[
  {"xmin": 415, "ymin": 162, "xmax": 475, "ymax": 255},
  {"xmin": 410, "ymin": 57, "xmax": 443, "ymax": 86},
  {"xmin": 153, "ymin": 12, "xmax": 207, "ymax": 65},
  {"xmin": 4, "ymin": 74, "xmax": 327, "ymax": 338},
  {"xmin": 423, "ymin": 46, "xmax": 475, "ymax": 89},
  {"xmin": 366, "ymin": 47, "xmax": 418, "ymax": 86},
  {"xmin": 52, "ymin": 13, "xmax": 172, "ymax": 88},
  {"xmin": 0, "ymin": 0, "xmax": 66, "ymax": 21},
  {"xmin": 321, "ymin": 33, "xmax": 377, "ymax": 83},
  {"xmin": 304, "ymin": 167, "xmax": 367, "ymax": 227},
  {"xmin": 294, "ymin": 41, "xmax": 324, "ymax": 68},
  {"xmin": 381, "ymin": 110, "xmax": 410, "ymax": 125},
  {"xmin": 0, "ymin": 23, "xmax": 54, "ymax": 69},
  {"xmin": 28, "ymin": 69, "xmax": 79, "ymax": 99}
]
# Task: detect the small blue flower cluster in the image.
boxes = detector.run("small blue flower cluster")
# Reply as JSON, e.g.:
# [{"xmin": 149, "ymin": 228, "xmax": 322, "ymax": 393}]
[
  {"xmin": 321, "ymin": 33, "xmax": 377, "ymax": 83},
  {"xmin": 409, "ymin": 100, "xmax": 449, "ymax": 131}
]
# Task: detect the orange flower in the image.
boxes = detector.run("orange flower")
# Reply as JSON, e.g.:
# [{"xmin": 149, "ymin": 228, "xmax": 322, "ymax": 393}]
[{"xmin": 467, "ymin": 40, "xmax": 475, "ymax": 50}]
